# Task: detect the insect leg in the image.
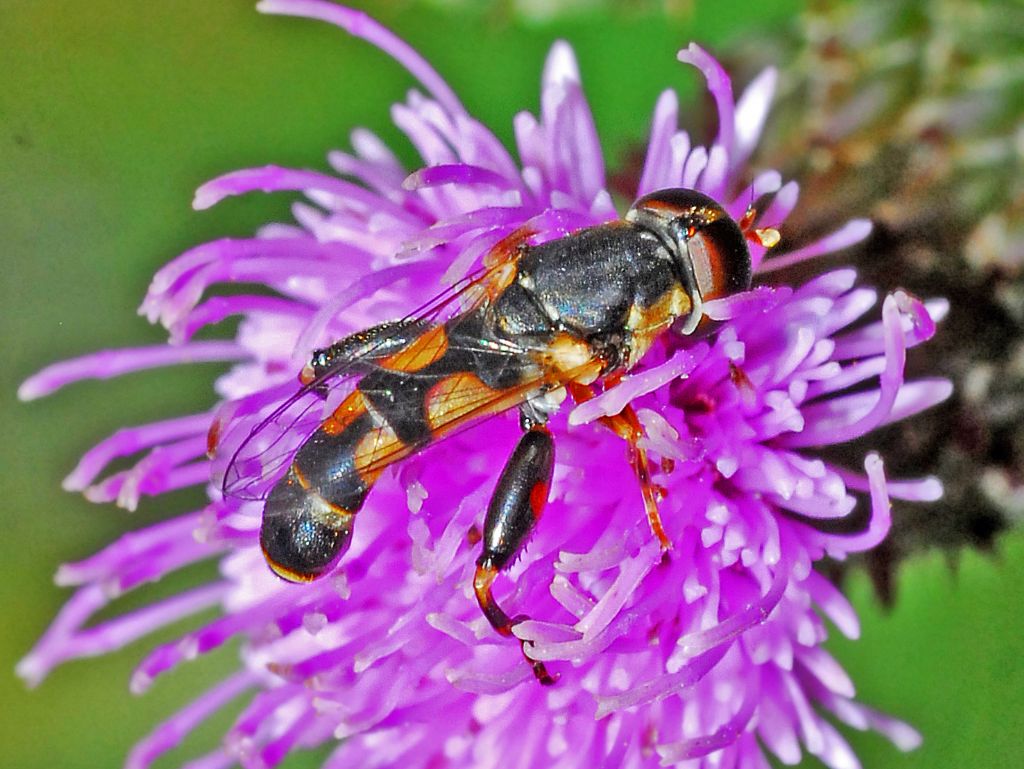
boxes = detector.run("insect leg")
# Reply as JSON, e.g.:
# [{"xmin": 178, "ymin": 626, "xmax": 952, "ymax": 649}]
[
  {"xmin": 567, "ymin": 382, "xmax": 671, "ymax": 549},
  {"xmin": 301, "ymin": 319, "xmax": 428, "ymax": 387},
  {"xmin": 473, "ymin": 425, "xmax": 557, "ymax": 685}
]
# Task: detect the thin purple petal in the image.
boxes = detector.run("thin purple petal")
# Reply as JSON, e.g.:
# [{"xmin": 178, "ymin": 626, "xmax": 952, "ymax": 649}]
[
  {"xmin": 256, "ymin": 0, "xmax": 466, "ymax": 117},
  {"xmin": 19, "ymin": 342, "xmax": 246, "ymax": 400}
]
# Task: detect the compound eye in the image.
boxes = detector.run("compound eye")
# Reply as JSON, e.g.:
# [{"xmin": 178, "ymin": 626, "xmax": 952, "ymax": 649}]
[
  {"xmin": 627, "ymin": 187, "xmax": 753, "ymax": 303},
  {"xmin": 629, "ymin": 188, "xmax": 721, "ymax": 222},
  {"xmin": 260, "ymin": 472, "xmax": 354, "ymax": 582},
  {"xmin": 687, "ymin": 216, "xmax": 752, "ymax": 301}
]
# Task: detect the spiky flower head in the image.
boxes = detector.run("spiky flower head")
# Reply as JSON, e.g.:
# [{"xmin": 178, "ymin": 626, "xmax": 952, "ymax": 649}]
[{"xmin": 20, "ymin": 2, "xmax": 949, "ymax": 767}]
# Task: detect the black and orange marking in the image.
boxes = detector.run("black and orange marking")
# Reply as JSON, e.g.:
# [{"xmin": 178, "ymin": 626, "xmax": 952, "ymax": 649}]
[
  {"xmin": 474, "ymin": 425, "xmax": 557, "ymax": 685},
  {"xmin": 379, "ymin": 324, "xmax": 449, "ymax": 373},
  {"xmin": 424, "ymin": 372, "xmax": 508, "ymax": 432},
  {"xmin": 321, "ymin": 390, "xmax": 370, "ymax": 437}
]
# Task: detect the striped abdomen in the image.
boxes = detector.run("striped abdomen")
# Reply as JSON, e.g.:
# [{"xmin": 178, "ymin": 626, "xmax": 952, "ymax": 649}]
[{"xmin": 259, "ymin": 316, "xmax": 539, "ymax": 582}]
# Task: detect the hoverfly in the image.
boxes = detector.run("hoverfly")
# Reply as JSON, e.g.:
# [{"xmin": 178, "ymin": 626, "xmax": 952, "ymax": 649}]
[{"xmin": 216, "ymin": 188, "xmax": 776, "ymax": 684}]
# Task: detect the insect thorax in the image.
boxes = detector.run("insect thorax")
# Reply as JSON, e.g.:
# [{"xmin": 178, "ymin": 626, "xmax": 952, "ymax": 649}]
[{"xmin": 487, "ymin": 223, "xmax": 690, "ymax": 372}]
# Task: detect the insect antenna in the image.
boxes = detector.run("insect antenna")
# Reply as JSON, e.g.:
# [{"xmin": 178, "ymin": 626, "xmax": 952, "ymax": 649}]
[{"xmin": 738, "ymin": 175, "xmax": 781, "ymax": 251}]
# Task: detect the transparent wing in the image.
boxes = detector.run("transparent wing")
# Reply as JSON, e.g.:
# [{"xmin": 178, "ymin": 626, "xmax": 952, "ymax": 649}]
[
  {"xmin": 213, "ymin": 256, "xmax": 541, "ymax": 502},
  {"xmin": 213, "ymin": 381, "xmax": 330, "ymax": 502},
  {"xmin": 274, "ymin": 346, "xmax": 604, "ymax": 501}
]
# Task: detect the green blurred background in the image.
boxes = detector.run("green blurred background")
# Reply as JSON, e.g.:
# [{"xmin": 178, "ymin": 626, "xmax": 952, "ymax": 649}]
[{"xmin": 2, "ymin": 1, "xmax": 1021, "ymax": 767}]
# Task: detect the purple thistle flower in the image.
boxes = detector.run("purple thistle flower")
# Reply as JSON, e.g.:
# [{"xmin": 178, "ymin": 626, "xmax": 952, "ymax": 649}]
[{"xmin": 19, "ymin": 2, "xmax": 951, "ymax": 768}]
